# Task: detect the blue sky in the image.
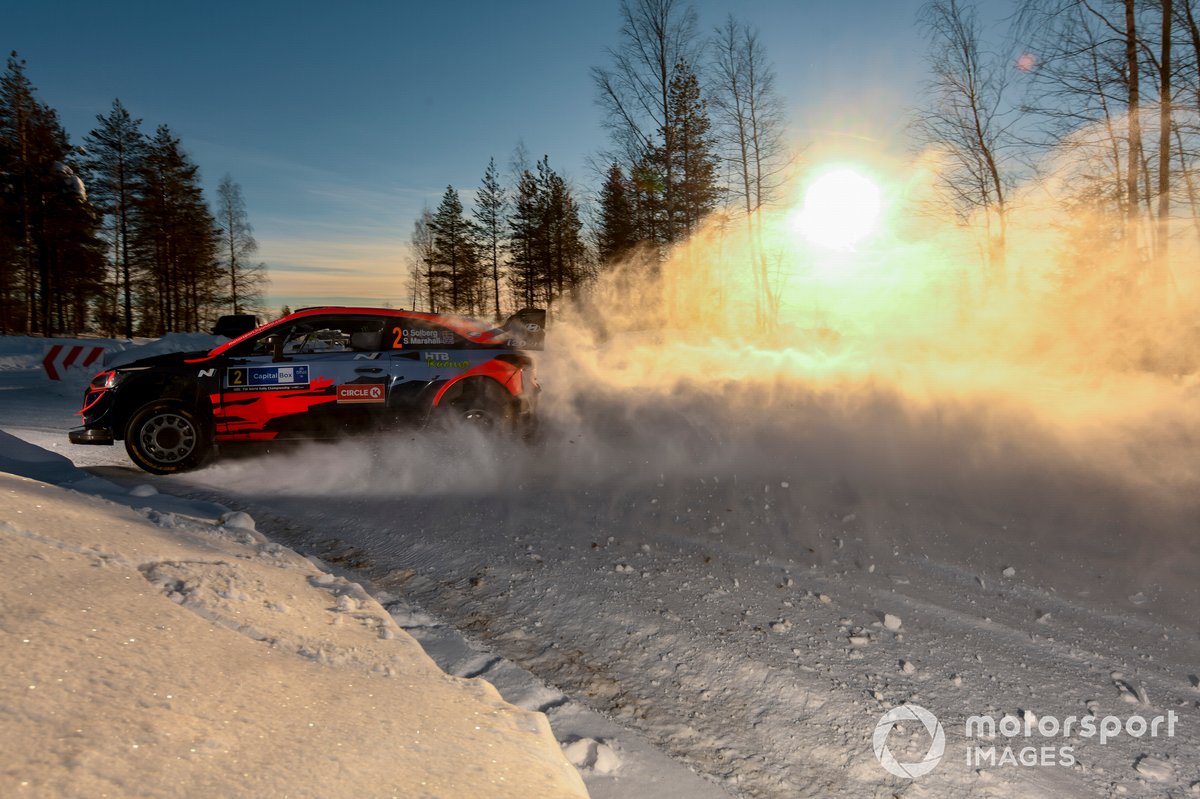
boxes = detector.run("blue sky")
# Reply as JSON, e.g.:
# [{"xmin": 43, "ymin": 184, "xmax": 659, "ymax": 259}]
[{"xmin": 8, "ymin": 0, "xmax": 963, "ymax": 311}]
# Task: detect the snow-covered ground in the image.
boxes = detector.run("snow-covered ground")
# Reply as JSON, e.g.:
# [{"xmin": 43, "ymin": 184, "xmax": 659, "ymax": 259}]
[
  {"xmin": 3, "ymin": 332, "xmax": 1200, "ymax": 798},
  {"xmin": 0, "ymin": 431, "xmax": 587, "ymax": 798}
]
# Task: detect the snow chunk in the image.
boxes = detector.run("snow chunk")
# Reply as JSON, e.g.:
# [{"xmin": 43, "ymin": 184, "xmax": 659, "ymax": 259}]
[
  {"xmin": 562, "ymin": 737, "xmax": 621, "ymax": 775},
  {"xmin": 882, "ymin": 613, "xmax": 902, "ymax": 632},
  {"xmin": 129, "ymin": 484, "xmax": 157, "ymax": 498},
  {"xmin": 1134, "ymin": 755, "xmax": 1172, "ymax": 782},
  {"xmin": 1002, "ymin": 566, "xmax": 1016, "ymax": 578},
  {"xmin": 219, "ymin": 511, "xmax": 257, "ymax": 533}
]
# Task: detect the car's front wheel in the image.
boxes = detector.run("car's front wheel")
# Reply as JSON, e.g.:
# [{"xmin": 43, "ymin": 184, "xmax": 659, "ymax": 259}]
[{"xmin": 124, "ymin": 403, "xmax": 210, "ymax": 474}]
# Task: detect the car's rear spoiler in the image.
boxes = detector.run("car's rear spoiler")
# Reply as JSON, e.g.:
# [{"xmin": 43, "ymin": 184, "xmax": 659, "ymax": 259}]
[{"xmin": 496, "ymin": 308, "xmax": 545, "ymax": 351}]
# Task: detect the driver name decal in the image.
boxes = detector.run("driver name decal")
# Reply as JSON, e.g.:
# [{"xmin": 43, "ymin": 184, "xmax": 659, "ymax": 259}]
[{"xmin": 400, "ymin": 328, "xmax": 456, "ymax": 347}]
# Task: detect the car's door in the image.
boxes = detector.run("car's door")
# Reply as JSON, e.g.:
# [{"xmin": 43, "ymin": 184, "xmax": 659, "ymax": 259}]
[
  {"xmin": 214, "ymin": 315, "xmax": 389, "ymax": 440},
  {"xmin": 382, "ymin": 317, "xmax": 480, "ymax": 418}
]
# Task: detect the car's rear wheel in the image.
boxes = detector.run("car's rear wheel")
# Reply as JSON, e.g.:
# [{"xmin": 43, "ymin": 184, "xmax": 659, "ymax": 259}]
[
  {"xmin": 438, "ymin": 380, "xmax": 515, "ymax": 433},
  {"xmin": 124, "ymin": 402, "xmax": 210, "ymax": 474}
]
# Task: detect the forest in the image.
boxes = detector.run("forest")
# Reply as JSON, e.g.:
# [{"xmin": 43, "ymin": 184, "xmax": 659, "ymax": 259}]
[
  {"xmin": 414, "ymin": 0, "xmax": 1200, "ymax": 365},
  {"xmin": 0, "ymin": 55, "xmax": 263, "ymax": 337},
  {"xmin": 5, "ymin": 0, "xmax": 1200, "ymax": 352}
]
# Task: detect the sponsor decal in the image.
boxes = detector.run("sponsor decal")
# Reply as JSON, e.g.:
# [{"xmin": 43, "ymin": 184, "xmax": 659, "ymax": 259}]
[
  {"xmin": 197, "ymin": 368, "xmax": 216, "ymax": 377},
  {"xmin": 353, "ymin": 352, "xmax": 381, "ymax": 360},
  {"xmin": 226, "ymin": 364, "xmax": 311, "ymax": 392},
  {"xmin": 337, "ymin": 383, "xmax": 386, "ymax": 404},
  {"xmin": 424, "ymin": 351, "xmax": 470, "ymax": 369}
]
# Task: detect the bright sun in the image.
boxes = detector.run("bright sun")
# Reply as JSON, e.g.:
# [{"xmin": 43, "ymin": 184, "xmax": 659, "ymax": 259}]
[{"xmin": 794, "ymin": 167, "xmax": 883, "ymax": 252}]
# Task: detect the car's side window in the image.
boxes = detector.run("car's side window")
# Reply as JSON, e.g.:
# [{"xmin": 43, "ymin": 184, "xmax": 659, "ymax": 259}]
[
  {"xmin": 227, "ymin": 318, "xmax": 386, "ymax": 357},
  {"xmin": 294, "ymin": 318, "xmax": 386, "ymax": 353}
]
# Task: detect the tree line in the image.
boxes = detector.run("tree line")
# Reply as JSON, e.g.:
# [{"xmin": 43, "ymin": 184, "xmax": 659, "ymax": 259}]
[
  {"xmin": 409, "ymin": 0, "xmax": 789, "ymax": 325},
  {"xmin": 416, "ymin": 0, "xmax": 1200, "ymax": 341},
  {"xmin": 0, "ymin": 52, "xmax": 264, "ymax": 337},
  {"xmin": 409, "ymin": 154, "xmax": 590, "ymax": 319}
]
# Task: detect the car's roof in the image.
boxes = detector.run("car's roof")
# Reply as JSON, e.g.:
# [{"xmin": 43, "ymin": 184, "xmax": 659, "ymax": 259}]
[{"xmin": 206, "ymin": 306, "xmax": 504, "ymax": 357}]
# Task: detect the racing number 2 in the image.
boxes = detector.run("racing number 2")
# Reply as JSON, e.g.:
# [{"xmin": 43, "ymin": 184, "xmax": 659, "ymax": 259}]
[
  {"xmin": 228, "ymin": 368, "xmax": 246, "ymax": 386},
  {"xmin": 393, "ymin": 328, "xmax": 404, "ymax": 349}
]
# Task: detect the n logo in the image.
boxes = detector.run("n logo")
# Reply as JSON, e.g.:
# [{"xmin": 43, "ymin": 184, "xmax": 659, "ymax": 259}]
[{"xmin": 197, "ymin": 368, "xmax": 216, "ymax": 377}]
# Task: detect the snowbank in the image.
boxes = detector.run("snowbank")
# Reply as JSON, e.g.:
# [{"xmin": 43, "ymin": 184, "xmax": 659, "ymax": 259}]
[
  {"xmin": 0, "ymin": 432, "xmax": 588, "ymax": 799},
  {"xmin": 102, "ymin": 332, "xmax": 225, "ymax": 368}
]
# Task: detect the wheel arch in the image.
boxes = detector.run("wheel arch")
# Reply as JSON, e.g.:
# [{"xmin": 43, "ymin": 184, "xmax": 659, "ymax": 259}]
[
  {"xmin": 113, "ymin": 374, "xmax": 214, "ymax": 440},
  {"xmin": 433, "ymin": 374, "xmax": 516, "ymax": 410},
  {"xmin": 431, "ymin": 360, "xmax": 521, "ymax": 410}
]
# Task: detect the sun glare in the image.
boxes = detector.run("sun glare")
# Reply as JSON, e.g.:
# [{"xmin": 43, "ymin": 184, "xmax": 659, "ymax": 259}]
[{"xmin": 794, "ymin": 167, "xmax": 883, "ymax": 252}]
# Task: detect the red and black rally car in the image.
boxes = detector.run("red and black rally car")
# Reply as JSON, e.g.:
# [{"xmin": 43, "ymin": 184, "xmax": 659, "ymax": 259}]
[{"xmin": 69, "ymin": 307, "xmax": 544, "ymax": 474}]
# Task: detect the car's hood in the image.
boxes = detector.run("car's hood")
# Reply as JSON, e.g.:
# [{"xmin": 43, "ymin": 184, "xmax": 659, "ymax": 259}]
[{"xmin": 113, "ymin": 350, "xmax": 211, "ymax": 371}]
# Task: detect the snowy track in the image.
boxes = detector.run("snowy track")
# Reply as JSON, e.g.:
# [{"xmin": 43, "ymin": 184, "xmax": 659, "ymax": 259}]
[{"xmin": 5, "ymin": 341, "xmax": 1200, "ymax": 798}]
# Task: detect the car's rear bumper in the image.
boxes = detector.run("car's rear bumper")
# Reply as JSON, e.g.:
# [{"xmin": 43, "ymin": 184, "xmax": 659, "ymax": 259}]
[{"xmin": 69, "ymin": 426, "xmax": 114, "ymax": 445}]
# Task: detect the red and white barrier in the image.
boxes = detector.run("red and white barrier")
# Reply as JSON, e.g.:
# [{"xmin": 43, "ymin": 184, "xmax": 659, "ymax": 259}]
[{"xmin": 43, "ymin": 344, "xmax": 107, "ymax": 381}]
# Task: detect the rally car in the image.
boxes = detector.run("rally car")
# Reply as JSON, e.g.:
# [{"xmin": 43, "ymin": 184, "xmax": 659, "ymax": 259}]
[{"xmin": 69, "ymin": 307, "xmax": 544, "ymax": 474}]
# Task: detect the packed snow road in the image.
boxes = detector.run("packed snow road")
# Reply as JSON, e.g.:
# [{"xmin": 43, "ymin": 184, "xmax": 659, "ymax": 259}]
[{"xmin": 5, "ymin": 338, "xmax": 1200, "ymax": 797}]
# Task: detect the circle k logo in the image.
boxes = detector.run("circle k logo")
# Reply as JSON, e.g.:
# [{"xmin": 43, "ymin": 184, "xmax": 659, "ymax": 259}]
[{"xmin": 873, "ymin": 704, "xmax": 946, "ymax": 779}]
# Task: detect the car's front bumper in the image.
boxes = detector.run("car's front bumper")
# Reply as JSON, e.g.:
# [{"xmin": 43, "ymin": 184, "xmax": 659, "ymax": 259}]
[{"xmin": 69, "ymin": 426, "xmax": 114, "ymax": 445}]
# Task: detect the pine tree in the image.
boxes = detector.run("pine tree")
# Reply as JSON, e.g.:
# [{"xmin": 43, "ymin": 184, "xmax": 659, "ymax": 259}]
[
  {"xmin": 541, "ymin": 162, "xmax": 589, "ymax": 300},
  {"xmin": 533, "ymin": 157, "xmax": 557, "ymax": 302},
  {"xmin": 84, "ymin": 99, "xmax": 145, "ymax": 337},
  {"xmin": 630, "ymin": 155, "xmax": 666, "ymax": 248},
  {"xmin": 472, "ymin": 157, "xmax": 507, "ymax": 320},
  {"xmin": 0, "ymin": 52, "xmax": 101, "ymax": 334},
  {"xmin": 505, "ymin": 156, "xmax": 589, "ymax": 308},
  {"xmin": 215, "ymin": 174, "xmax": 265, "ymax": 315},
  {"xmin": 664, "ymin": 59, "xmax": 719, "ymax": 234},
  {"xmin": 135, "ymin": 125, "xmax": 219, "ymax": 334},
  {"xmin": 429, "ymin": 186, "xmax": 477, "ymax": 313},
  {"xmin": 597, "ymin": 162, "xmax": 636, "ymax": 265},
  {"xmin": 593, "ymin": 0, "xmax": 701, "ymax": 248},
  {"xmin": 508, "ymin": 169, "xmax": 542, "ymax": 308}
]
